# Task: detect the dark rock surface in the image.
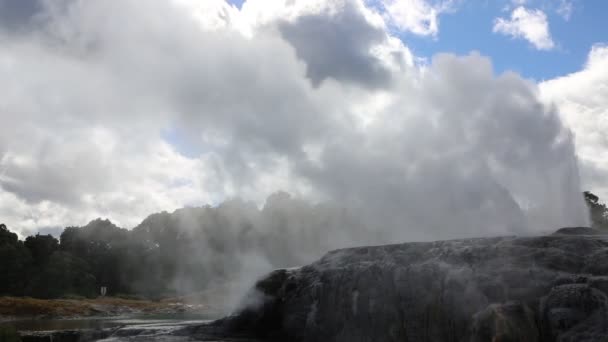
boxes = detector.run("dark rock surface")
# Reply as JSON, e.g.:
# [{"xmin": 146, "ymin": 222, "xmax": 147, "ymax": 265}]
[
  {"xmin": 553, "ymin": 226, "xmax": 604, "ymax": 235},
  {"xmin": 193, "ymin": 230, "xmax": 608, "ymax": 341},
  {"xmin": 22, "ymin": 229, "xmax": 608, "ymax": 341}
]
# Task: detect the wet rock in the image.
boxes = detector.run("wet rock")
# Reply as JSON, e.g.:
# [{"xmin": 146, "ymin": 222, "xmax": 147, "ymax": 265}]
[
  {"xmin": 540, "ymin": 284, "xmax": 608, "ymax": 341},
  {"xmin": 553, "ymin": 226, "xmax": 603, "ymax": 235},
  {"xmin": 470, "ymin": 301, "xmax": 538, "ymax": 342},
  {"xmin": 207, "ymin": 231, "xmax": 608, "ymax": 341},
  {"xmin": 41, "ymin": 230, "xmax": 608, "ymax": 341}
]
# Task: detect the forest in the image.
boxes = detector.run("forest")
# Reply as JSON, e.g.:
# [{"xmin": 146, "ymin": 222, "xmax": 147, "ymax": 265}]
[
  {"xmin": 0, "ymin": 193, "xmax": 367, "ymax": 300},
  {"xmin": 1, "ymin": 191, "xmax": 607, "ymax": 300}
]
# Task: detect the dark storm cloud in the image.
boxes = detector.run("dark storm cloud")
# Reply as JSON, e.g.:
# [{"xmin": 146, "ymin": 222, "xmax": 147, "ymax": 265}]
[
  {"xmin": 0, "ymin": 0, "xmax": 43, "ymax": 32},
  {"xmin": 279, "ymin": 1, "xmax": 393, "ymax": 88}
]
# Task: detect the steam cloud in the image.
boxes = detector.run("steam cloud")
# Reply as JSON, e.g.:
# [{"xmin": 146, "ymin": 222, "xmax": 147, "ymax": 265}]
[{"xmin": 0, "ymin": 0, "xmax": 591, "ymax": 298}]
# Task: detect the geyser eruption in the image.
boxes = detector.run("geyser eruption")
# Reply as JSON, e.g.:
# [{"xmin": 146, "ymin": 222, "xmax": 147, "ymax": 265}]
[
  {"xmin": 294, "ymin": 52, "xmax": 589, "ymax": 242},
  {"xmin": 0, "ymin": 0, "xmax": 588, "ymax": 240},
  {"xmin": 0, "ymin": 0, "xmax": 592, "ymax": 314}
]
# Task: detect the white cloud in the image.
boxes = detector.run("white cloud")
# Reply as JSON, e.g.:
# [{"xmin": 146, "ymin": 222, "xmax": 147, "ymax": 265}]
[
  {"xmin": 493, "ymin": 6, "xmax": 555, "ymax": 50},
  {"xmin": 556, "ymin": 0, "xmax": 574, "ymax": 21},
  {"xmin": 540, "ymin": 43, "xmax": 608, "ymax": 200},
  {"xmin": 379, "ymin": 0, "xmax": 454, "ymax": 36},
  {"xmin": 0, "ymin": 0, "xmax": 589, "ymax": 242}
]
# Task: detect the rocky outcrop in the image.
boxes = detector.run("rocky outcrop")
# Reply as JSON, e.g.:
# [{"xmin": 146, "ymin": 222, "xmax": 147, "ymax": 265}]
[
  {"xmin": 553, "ymin": 226, "xmax": 604, "ymax": 235},
  {"xmin": 191, "ymin": 229, "xmax": 608, "ymax": 341}
]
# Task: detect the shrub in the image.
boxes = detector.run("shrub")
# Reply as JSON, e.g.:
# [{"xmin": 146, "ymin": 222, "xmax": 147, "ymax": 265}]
[{"xmin": 0, "ymin": 326, "xmax": 22, "ymax": 342}]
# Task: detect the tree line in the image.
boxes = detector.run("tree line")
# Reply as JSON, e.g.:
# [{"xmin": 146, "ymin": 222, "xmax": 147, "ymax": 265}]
[
  {"xmin": 1, "ymin": 191, "xmax": 607, "ymax": 300},
  {"xmin": 0, "ymin": 193, "xmax": 368, "ymax": 300},
  {"xmin": 584, "ymin": 191, "xmax": 608, "ymax": 229}
]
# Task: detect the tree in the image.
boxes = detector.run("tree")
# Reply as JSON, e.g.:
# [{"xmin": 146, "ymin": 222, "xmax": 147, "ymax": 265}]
[
  {"xmin": 0, "ymin": 223, "xmax": 18, "ymax": 245},
  {"xmin": 584, "ymin": 191, "xmax": 608, "ymax": 229},
  {"xmin": 26, "ymin": 251, "xmax": 96, "ymax": 298},
  {"xmin": 60, "ymin": 219, "xmax": 132, "ymax": 295},
  {"xmin": 0, "ymin": 224, "xmax": 32, "ymax": 296},
  {"xmin": 24, "ymin": 234, "xmax": 59, "ymax": 266}
]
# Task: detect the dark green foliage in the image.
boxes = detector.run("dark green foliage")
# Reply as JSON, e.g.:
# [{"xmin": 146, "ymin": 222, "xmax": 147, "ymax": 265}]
[
  {"xmin": 584, "ymin": 191, "xmax": 608, "ymax": 229},
  {"xmin": 59, "ymin": 219, "xmax": 132, "ymax": 295},
  {"xmin": 24, "ymin": 234, "xmax": 58, "ymax": 266},
  {"xmin": 0, "ymin": 223, "xmax": 18, "ymax": 245},
  {"xmin": 25, "ymin": 251, "xmax": 97, "ymax": 298},
  {"xmin": 0, "ymin": 224, "xmax": 32, "ymax": 296},
  {"xmin": 0, "ymin": 241, "xmax": 32, "ymax": 296},
  {"xmin": 0, "ymin": 326, "xmax": 21, "ymax": 342}
]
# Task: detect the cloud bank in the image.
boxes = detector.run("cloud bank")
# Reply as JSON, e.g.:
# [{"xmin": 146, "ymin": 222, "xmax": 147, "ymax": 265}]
[
  {"xmin": 540, "ymin": 44, "xmax": 608, "ymax": 202},
  {"xmin": 0, "ymin": 0, "xmax": 591, "ymax": 243}
]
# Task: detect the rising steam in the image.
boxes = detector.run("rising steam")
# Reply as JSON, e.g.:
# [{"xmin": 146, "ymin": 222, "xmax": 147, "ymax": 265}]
[{"xmin": 0, "ymin": 0, "xmax": 590, "ymax": 307}]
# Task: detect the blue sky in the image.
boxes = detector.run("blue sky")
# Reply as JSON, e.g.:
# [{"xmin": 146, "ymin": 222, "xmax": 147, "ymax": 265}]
[
  {"xmin": 229, "ymin": 0, "xmax": 607, "ymax": 81},
  {"xmin": 403, "ymin": 0, "xmax": 608, "ymax": 81}
]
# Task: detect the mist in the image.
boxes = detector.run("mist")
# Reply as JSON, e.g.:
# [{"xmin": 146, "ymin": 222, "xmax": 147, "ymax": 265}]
[
  {"xmin": 128, "ymin": 193, "xmax": 371, "ymax": 310},
  {"xmin": 0, "ymin": 0, "xmax": 593, "ymax": 309}
]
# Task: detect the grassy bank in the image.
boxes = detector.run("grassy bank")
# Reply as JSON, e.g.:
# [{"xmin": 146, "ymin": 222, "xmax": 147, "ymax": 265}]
[{"xmin": 0, "ymin": 296, "xmax": 201, "ymax": 320}]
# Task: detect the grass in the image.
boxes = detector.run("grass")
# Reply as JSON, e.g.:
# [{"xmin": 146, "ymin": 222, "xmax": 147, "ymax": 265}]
[{"xmin": 0, "ymin": 296, "xmax": 184, "ymax": 319}]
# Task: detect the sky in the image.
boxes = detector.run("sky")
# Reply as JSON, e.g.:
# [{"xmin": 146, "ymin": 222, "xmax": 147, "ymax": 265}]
[
  {"xmin": 387, "ymin": 0, "xmax": 608, "ymax": 81},
  {"xmin": 0, "ymin": 0, "xmax": 606, "ymax": 240}
]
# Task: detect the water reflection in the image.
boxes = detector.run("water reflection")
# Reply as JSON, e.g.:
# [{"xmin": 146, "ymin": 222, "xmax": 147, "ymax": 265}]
[{"xmin": 0, "ymin": 313, "xmax": 214, "ymax": 332}]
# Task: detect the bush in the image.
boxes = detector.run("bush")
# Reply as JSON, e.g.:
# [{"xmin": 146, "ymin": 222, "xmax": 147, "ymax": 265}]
[{"xmin": 0, "ymin": 326, "xmax": 22, "ymax": 342}]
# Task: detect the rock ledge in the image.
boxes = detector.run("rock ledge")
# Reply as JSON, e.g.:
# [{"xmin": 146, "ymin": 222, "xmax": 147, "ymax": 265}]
[{"xmin": 192, "ymin": 230, "xmax": 608, "ymax": 341}]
